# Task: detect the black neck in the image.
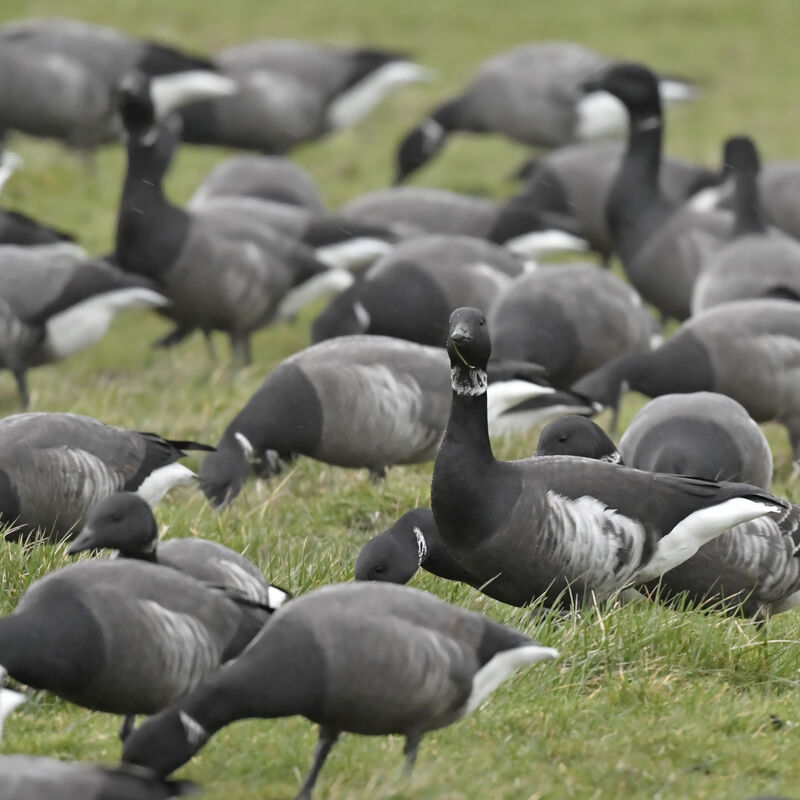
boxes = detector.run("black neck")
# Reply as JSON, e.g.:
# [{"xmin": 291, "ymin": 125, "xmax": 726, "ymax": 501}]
[
  {"xmin": 431, "ymin": 98, "xmax": 463, "ymax": 132},
  {"xmin": 623, "ymin": 339, "xmax": 713, "ymax": 398},
  {"xmin": 607, "ymin": 110, "xmax": 673, "ymax": 264},
  {"xmin": 732, "ymin": 169, "xmax": 767, "ymax": 236}
]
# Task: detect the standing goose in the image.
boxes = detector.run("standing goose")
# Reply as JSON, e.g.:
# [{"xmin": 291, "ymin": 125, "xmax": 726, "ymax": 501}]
[
  {"xmin": 197, "ymin": 334, "xmax": 573, "ymax": 508},
  {"xmin": 114, "ymin": 73, "xmax": 336, "ymax": 363},
  {"xmin": 498, "ymin": 141, "xmax": 722, "ymax": 261},
  {"xmin": 0, "ymin": 756, "xmax": 195, "ymax": 800},
  {"xmin": 0, "ymin": 559, "xmax": 273, "ymax": 739},
  {"xmin": 0, "ymin": 17, "xmax": 230, "ymax": 151},
  {"xmin": 394, "ymin": 42, "xmax": 695, "ymax": 183},
  {"xmin": 572, "ymin": 299, "xmax": 800, "ymax": 463},
  {"xmin": 430, "ymin": 307, "xmax": 787, "ymax": 608},
  {"xmin": 0, "ymin": 412, "xmax": 212, "ymax": 541},
  {"xmin": 340, "ymin": 186, "xmax": 587, "ymax": 255},
  {"xmin": 0, "ymin": 249, "xmax": 166, "ymax": 405},
  {"xmin": 620, "ymin": 393, "xmax": 773, "ymax": 489},
  {"xmin": 67, "ymin": 491, "xmax": 290, "ymax": 610},
  {"xmin": 692, "ymin": 136, "xmax": 800, "ymax": 313},
  {"xmin": 583, "ymin": 63, "xmax": 730, "ymax": 320},
  {"xmin": 179, "ymin": 40, "xmax": 431, "ymax": 153},
  {"xmin": 311, "ymin": 234, "xmax": 525, "ymax": 344},
  {"xmin": 121, "ymin": 582, "xmax": 558, "ymax": 799}
]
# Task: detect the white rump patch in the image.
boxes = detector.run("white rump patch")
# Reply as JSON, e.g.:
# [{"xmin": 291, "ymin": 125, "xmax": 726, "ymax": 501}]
[
  {"xmin": 267, "ymin": 585, "xmax": 290, "ymax": 610},
  {"xmin": 575, "ymin": 91, "xmax": 628, "ymax": 141},
  {"xmin": 687, "ymin": 185, "xmax": 724, "ymax": 213},
  {"xmin": 327, "ymin": 61, "xmax": 436, "ymax": 130},
  {"xmin": 504, "ymin": 230, "xmax": 589, "ymax": 257},
  {"xmin": 136, "ymin": 463, "xmax": 197, "ymax": 506},
  {"xmin": 464, "ymin": 645, "xmax": 559, "ymax": 715},
  {"xmin": 489, "ymin": 403, "xmax": 595, "ymax": 437},
  {"xmin": 636, "ymin": 497, "xmax": 784, "ymax": 582},
  {"xmin": 486, "ymin": 380, "xmax": 554, "ymax": 421},
  {"xmin": 46, "ymin": 288, "xmax": 167, "ymax": 360},
  {"xmin": 0, "ymin": 687, "xmax": 26, "ymax": 741},
  {"xmin": 151, "ymin": 71, "xmax": 238, "ymax": 118},
  {"xmin": 0, "ymin": 150, "xmax": 22, "ymax": 195},
  {"xmin": 315, "ymin": 238, "xmax": 393, "ymax": 271},
  {"xmin": 276, "ymin": 269, "xmax": 355, "ymax": 319}
]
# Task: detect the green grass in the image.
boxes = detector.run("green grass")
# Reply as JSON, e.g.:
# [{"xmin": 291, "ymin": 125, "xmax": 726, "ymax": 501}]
[{"xmin": 2, "ymin": 1, "xmax": 800, "ymax": 798}]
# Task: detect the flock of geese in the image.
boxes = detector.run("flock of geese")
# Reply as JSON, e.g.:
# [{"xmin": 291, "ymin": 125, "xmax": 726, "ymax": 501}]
[{"xmin": 0, "ymin": 16, "xmax": 798, "ymax": 800}]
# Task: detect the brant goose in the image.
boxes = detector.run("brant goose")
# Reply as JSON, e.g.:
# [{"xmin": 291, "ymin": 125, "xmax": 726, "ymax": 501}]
[
  {"xmin": 583, "ymin": 62, "xmax": 730, "ymax": 320},
  {"xmin": 179, "ymin": 40, "xmax": 431, "ymax": 152},
  {"xmin": 0, "ymin": 756, "xmax": 195, "ymax": 799},
  {"xmin": 121, "ymin": 582, "xmax": 558, "ymax": 797},
  {"xmin": 430, "ymin": 307, "xmax": 787, "ymax": 608},
  {"xmin": 692, "ymin": 136, "xmax": 800, "ymax": 312},
  {"xmin": 68, "ymin": 492, "xmax": 290, "ymax": 609},
  {"xmin": 311, "ymin": 234, "xmax": 525, "ymax": 344},
  {"xmin": 198, "ymin": 334, "xmax": 565, "ymax": 507},
  {"xmin": 572, "ymin": 299, "xmax": 800, "ymax": 462},
  {"xmin": 0, "ymin": 412, "xmax": 212, "ymax": 541},
  {"xmin": 0, "ymin": 559, "xmax": 273, "ymax": 739},
  {"xmin": 394, "ymin": 42, "xmax": 694, "ymax": 183}
]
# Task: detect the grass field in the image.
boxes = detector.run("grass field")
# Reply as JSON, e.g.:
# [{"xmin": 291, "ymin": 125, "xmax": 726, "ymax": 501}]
[{"xmin": 2, "ymin": 1, "xmax": 800, "ymax": 798}]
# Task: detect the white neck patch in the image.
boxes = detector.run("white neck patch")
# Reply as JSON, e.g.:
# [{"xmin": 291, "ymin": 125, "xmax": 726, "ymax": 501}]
[
  {"xmin": 234, "ymin": 432, "xmax": 254, "ymax": 460},
  {"xmin": 451, "ymin": 367, "xmax": 488, "ymax": 396},
  {"xmin": 636, "ymin": 115, "xmax": 662, "ymax": 132},
  {"xmin": 601, "ymin": 451, "xmax": 622, "ymax": 464},
  {"xmin": 412, "ymin": 526, "xmax": 428, "ymax": 567},
  {"xmin": 353, "ymin": 301, "xmax": 371, "ymax": 330},
  {"xmin": 179, "ymin": 710, "xmax": 209, "ymax": 746},
  {"xmin": 421, "ymin": 116, "xmax": 445, "ymax": 144}
]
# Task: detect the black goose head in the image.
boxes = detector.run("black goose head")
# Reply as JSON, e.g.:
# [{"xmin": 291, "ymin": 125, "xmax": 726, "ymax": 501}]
[
  {"xmin": 122, "ymin": 706, "xmax": 208, "ymax": 778},
  {"xmin": 582, "ymin": 62, "xmax": 662, "ymax": 119},
  {"xmin": 199, "ymin": 433, "xmax": 252, "ymax": 510},
  {"xmin": 447, "ymin": 307, "xmax": 492, "ymax": 373},
  {"xmin": 67, "ymin": 492, "xmax": 158, "ymax": 558},
  {"xmin": 355, "ymin": 508, "xmax": 433, "ymax": 584},
  {"xmin": 536, "ymin": 416, "xmax": 622, "ymax": 463},
  {"xmin": 311, "ymin": 286, "xmax": 370, "ymax": 343},
  {"xmin": 724, "ymin": 135, "xmax": 761, "ymax": 175},
  {"xmin": 394, "ymin": 120, "xmax": 448, "ymax": 184}
]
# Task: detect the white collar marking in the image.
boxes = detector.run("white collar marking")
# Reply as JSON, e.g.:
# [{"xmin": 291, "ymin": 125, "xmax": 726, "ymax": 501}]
[
  {"xmin": 179, "ymin": 710, "xmax": 208, "ymax": 746},
  {"xmin": 636, "ymin": 116, "xmax": 662, "ymax": 132},
  {"xmin": 451, "ymin": 367, "xmax": 488, "ymax": 396},
  {"xmin": 412, "ymin": 526, "xmax": 428, "ymax": 567}
]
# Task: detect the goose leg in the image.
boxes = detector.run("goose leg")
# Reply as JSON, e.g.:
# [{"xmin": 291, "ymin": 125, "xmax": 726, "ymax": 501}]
[
  {"xmin": 229, "ymin": 333, "xmax": 252, "ymax": 368},
  {"xmin": 403, "ymin": 731, "xmax": 422, "ymax": 776},
  {"xmin": 369, "ymin": 466, "xmax": 387, "ymax": 483},
  {"xmin": 12, "ymin": 370, "xmax": 29, "ymax": 409},
  {"xmin": 786, "ymin": 419, "xmax": 800, "ymax": 482},
  {"xmin": 294, "ymin": 727, "xmax": 339, "ymax": 800},
  {"xmin": 118, "ymin": 714, "xmax": 136, "ymax": 742}
]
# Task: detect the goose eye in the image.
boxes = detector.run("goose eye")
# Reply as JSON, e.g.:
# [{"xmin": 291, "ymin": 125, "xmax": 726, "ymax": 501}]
[
  {"xmin": 558, "ymin": 435, "xmax": 568, "ymax": 443},
  {"xmin": 479, "ymin": 317, "xmax": 486, "ymax": 326},
  {"xmin": 110, "ymin": 513, "xmax": 123, "ymax": 523},
  {"xmin": 374, "ymin": 564, "xmax": 387, "ymax": 575}
]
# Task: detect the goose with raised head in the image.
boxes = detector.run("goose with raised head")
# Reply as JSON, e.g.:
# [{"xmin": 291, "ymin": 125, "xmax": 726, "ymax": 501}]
[
  {"xmin": 0, "ymin": 412, "xmax": 212, "ymax": 541},
  {"xmin": 0, "ymin": 559, "xmax": 275, "ymax": 741},
  {"xmin": 394, "ymin": 42, "xmax": 695, "ymax": 183},
  {"xmin": 0, "ymin": 756, "xmax": 196, "ymax": 800},
  {"xmin": 114, "ymin": 73, "xmax": 339, "ymax": 363},
  {"xmin": 312, "ymin": 235, "xmax": 525, "ymax": 344},
  {"xmin": 0, "ymin": 249, "xmax": 166, "ymax": 405},
  {"xmin": 572, "ymin": 299, "xmax": 800, "ymax": 463},
  {"xmin": 197, "ymin": 334, "xmax": 573, "ymax": 508},
  {"xmin": 692, "ymin": 136, "xmax": 800, "ymax": 312},
  {"xmin": 121, "ymin": 582, "xmax": 558, "ymax": 799},
  {"xmin": 499, "ymin": 141, "xmax": 722, "ymax": 261},
  {"xmin": 430, "ymin": 307, "xmax": 787, "ymax": 608},
  {"xmin": 582, "ymin": 62, "xmax": 730, "ymax": 320},
  {"xmin": 68, "ymin": 492, "xmax": 290, "ymax": 610},
  {"xmin": 179, "ymin": 40, "xmax": 432, "ymax": 153},
  {"xmin": 620, "ymin": 393, "xmax": 773, "ymax": 489},
  {"xmin": 0, "ymin": 17, "xmax": 229, "ymax": 151},
  {"xmin": 340, "ymin": 186, "xmax": 587, "ymax": 256}
]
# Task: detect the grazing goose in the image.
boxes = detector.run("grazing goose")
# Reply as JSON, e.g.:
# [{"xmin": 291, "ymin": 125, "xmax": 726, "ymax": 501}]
[
  {"xmin": 0, "ymin": 412, "xmax": 212, "ymax": 541},
  {"xmin": 500, "ymin": 141, "xmax": 722, "ymax": 261},
  {"xmin": 122, "ymin": 582, "xmax": 558, "ymax": 798},
  {"xmin": 68, "ymin": 492, "xmax": 290, "ymax": 609},
  {"xmin": 394, "ymin": 42, "xmax": 695, "ymax": 183},
  {"xmin": 538, "ymin": 417, "xmax": 800, "ymax": 619},
  {"xmin": 0, "ymin": 756, "xmax": 195, "ymax": 800},
  {"xmin": 340, "ymin": 186, "xmax": 588, "ymax": 255},
  {"xmin": 311, "ymin": 234, "xmax": 525, "ymax": 344},
  {"xmin": 198, "ymin": 334, "xmax": 571, "ymax": 508},
  {"xmin": 189, "ymin": 154, "xmax": 326, "ymax": 211},
  {"xmin": 179, "ymin": 41, "xmax": 431, "ymax": 153},
  {"xmin": 620, "ymin": 393, "xmax": 773, "ymax": 489},
  {"xmin": 430, "ymin": 307, "xmax": 787, "ymax": 608},
  {"xmin": 692, "ymin": 137, "xmax": 800, "ymax": 313},
  {"xmin": 572, "ymin": 299, "xmax": 800, "ymax": 461},
  {"xmin": 583, "ymin": 63, "xmax": 730, "ymax": 320},
  {"xmin": 0, "ymin": 559, "xmax": 272, "ymax": 739},
  {"xmin": 114, "ymin": 74, "xmax": 337, "ymax": 363},
  {"xmin": 0, "ymin": 249, "xmax": 166, "ymax": 405},
  {"xmin": 0, "ymin": 18, "xmax": 230, "ymax": 151}
]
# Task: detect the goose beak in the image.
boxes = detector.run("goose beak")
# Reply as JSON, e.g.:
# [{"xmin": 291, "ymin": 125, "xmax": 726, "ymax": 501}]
[
  {"xmin": 581, "ymin": 76, "xmax": 604, "ymax": 95},
  {"xmin": 67, "ymin": 526, "xmax": 97, "ymax": 555},
  {"xmin": 449, "ymin": 325, "xmax": 473, "ymax": 344}
]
